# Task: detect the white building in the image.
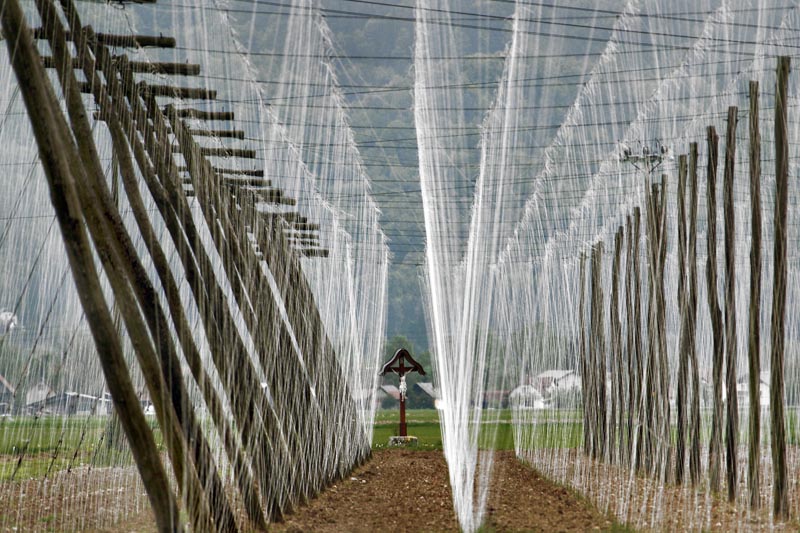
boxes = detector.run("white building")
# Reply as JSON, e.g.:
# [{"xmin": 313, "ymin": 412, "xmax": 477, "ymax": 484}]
[
  {"xmin": 25, "ymin": 382, "xmax": 55, "ymax": 407},
  {"xmin": 736, "ymin": 371, "xmax": 770, "ymax": 409},
  {"xmin": 0, "ymin": 311, "xmax": 18, "ymax": 336},
  {"xmin": 509, "ymin": 385, "xmax": 547, "ymax": 410},
  {"xmin": 534, "ymin": 370, "xmax": 581, "ymax": 396}
]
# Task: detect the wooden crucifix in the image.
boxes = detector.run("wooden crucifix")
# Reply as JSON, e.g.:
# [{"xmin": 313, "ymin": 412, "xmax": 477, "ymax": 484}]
[{"xmin": 380, "ymin": 348, "xmax": 425, "ymax": 437}]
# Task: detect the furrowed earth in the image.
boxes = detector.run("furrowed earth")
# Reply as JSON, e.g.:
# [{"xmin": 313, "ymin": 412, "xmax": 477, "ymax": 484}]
[{"xmin": 272, "ymin": 449, "xmax": 615, "ymax": 533}]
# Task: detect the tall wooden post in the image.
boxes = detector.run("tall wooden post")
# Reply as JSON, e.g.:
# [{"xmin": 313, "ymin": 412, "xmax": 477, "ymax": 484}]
[
  {"xmin": 590, "ymin": 243, "xmax": 607, "ymax": 460},
  {"xmin": 656, "ymin": 175, "xmax": 670, "ymax": 482},
  {"xmin": 771, "ymin": 56, "xmax": 790, "ymax": 520},
  {"xmin": 688, "ymin": 142, "xmax": 702, "ymax": 485},
  {"xmin": 624, "ymin": 214, "xmax": 635, "ymax": 467},
  {"xmin": 706, "ymin": 125, "xmax": 724, "ymax": 494},
  {"xmin": 632, "ymin": 208, "xmax": 644, "ymax": 472},
  {"xmin": 104, "ymin": 50, "xmax": 288, "ymax": 517},
  {"xmin": 747, "ymin": 80, "xmax": 762, "ymax": 510},
  {"xmin": 644, "ymin": 183, "xmax": 660, "ymax": 475},
  {"xmin": 723, "ymin": 106, "xmax": 739, "ymax": 503},
  {"xmin": 400, "ymin": 393, "xmax": 407, "ymax": 436},
  {"xmin": 676, "ymin": 155, "xmax": 689, "ymax": 484},
  {"xmin": 579, "ymin": 253, "xmax": 591, "ymax": 456},
  {"xmin": 0, "ymin": 2, "xmax": 181, "ymax": 530},
  {"xmin": 37, "ymin": 4, "xmax": 236, "ymax": 529},
  {"xmin": 118, "ymin": 61, "xmax": 281, "ymax": 520},
  {"xmin": 611, "ymin": 227, "xmax": 624, "ymax": 464}
]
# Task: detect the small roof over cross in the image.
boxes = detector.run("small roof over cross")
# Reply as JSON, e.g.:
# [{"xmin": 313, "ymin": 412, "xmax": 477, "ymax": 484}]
[{"xmin": 379, "ymin": 348, "xmax": 425, "ymax": 377}]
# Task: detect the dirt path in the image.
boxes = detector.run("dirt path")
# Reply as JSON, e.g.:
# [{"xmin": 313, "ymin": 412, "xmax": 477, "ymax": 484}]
[{"xmin": 274, "ymin": 450, "xmax": 615, "ymax": 532}]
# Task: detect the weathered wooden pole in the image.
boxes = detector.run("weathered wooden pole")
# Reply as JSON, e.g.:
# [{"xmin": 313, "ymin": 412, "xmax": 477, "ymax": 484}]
[
  {"xmin": 747, "ymin": 80, "xmax": 762, "ymax": 510},
  {"xmin": 82, "ymin": 27, "xmax": 291, "ymax": 520},
  {"xmin": 723, "ymin": 106, "xmax": 739, "ymax": 503},
  {"xmin": 611, "ymin": 227, "xmax": 624, "ymax": 464},
  {"xmin": 586, "ymin": 246, "xmax": 599, "ymax": 459},
  {"xmin": 579, "ymin": 253, "xmax": 591, "ymax": 456},
  {"xmin": 123, "ymin": 63, "xmax": 306, "ymax": 516},
  {"xmin": 0, "ymin": 2, "xmax": 181, "ymax": 530},
  {"xmin": 632, "ymin": 207, "xmax": 644, "ymax": 472},
  {"xmin": 590, "ymin": 242, "xmax": 607, "ymax": 460},
  {"xmin": 95, "ymin": 48, "xmax": 279, "ymax": 521},
  {"xmin": 688, "ymin": 142, "xmax": 702, "ymax": 486},
  {"xmin": 706, "ymin": 125, "xmax": 724, "ymax": 494},
  {"xmin": 644, "ymin": 183, "xmax": 660, "ymax": 475},
  {"xmin": 98, "ymin": 71, "xmax": 268, "ymax": 533},
  {"xmin": 656, "ymin": 175, "xmax": 671, "ymax": 482},
  {"xmin": 771, "ymin": 56, "xmax": 790, "ymax": 520},
  {"xmin": 586, "ymin": 248, "xmax": 596, "ymax": 458},
  {"xmin": 624, "ymin": 214, "xmax": 635, "ymax": 467},
  {"xmin": 37, "ymin": 4, "xmax": 241, "ymax": 530},
  {"xmin": 168, "ymin": 107, "xmax": 345, "ymax": 501},
  {"xmin": 676, "ymin": 155, "xmax": 689, "ymax": 485}
]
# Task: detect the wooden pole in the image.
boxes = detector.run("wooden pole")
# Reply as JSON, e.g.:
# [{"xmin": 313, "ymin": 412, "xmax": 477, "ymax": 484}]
[
  {"xmin": 706, "ymin": 126, "xmax": 724, "ymax": 494},
  {"xmin": 688, "ymin": 142, "xmax": 702, "ymax": 486},
  {"xmin": 656, "ymin": 175, "xmax": 671, "ymax": 482},
  {"xmin": 611, "ymin": 227, "xmax": 624, "ymax": 464},
  {"xmin": 167, "ymin": 107, "xmax": 328, "ymax": 503},
  {"xmin": 167, "ymin": 100, "xmax": 317, "ymax": 510},
  {"xmin": 723, "ymin": 106, "xmax": 739, "ymax": 503},
  {"xmin": 111, "ymin": 124, "xmax": 268, "ymax": 529},
  {"xmin": 590, "ymin": 243, "xmax": 607, "ymax": 460},
  {"xmin": 771, "ymin": 56, "xmax": 790, "ymax": 520},
  {"xmin": 747, "ymin": 80, "xmax": 762, "ymax": 510},
  {"xmin": 40, "ymin": 55, "xmax": 202, "ymax": 75},
  {"xmin": 78, "ymin": 24, "xmax": 288, "ymax": 520},
  {"xmin": 0, "ymin": 2, "xmax": 181, "ymax": 530},
  {"xmin": 644, "ymin": 183, "xmax": 660, "ymax": 475},
  {"xmin": 588, "ymin": 247, "xmax": 598, "ymax": 459},
  {"xmin": 624, "ymin": 214, "xmax": 635, "ymax": 467},
  {"xmin": 36, "ymin": 2, "xmax": 226, "ymax": 528},
  {"xmin": 32, "ymin": 27, "xmax": 177, "ymax": 47},
  {"xmin": 400, "ymin": 386, "xmax": 407, "ymax": 436},
  {"xmin": 94, "ymin": 59, "xmax": 269, "ymax": 532},
  {"xmin": 252, "ymin": 203, "xmax": 367, "ymax": 480},
  {"xmin": 676, "ymin": 155, "xmax": 689, "ymax": 484},
  {"xmin": 632, "ymin": 207, "xmax": 644, "ymax": 472},
  {"xmin": 579, "ymin": 253, "xmax": 591, "ymax": 456}
]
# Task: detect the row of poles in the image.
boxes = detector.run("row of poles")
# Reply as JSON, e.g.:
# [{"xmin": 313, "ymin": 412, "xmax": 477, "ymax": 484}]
[
  {"xmin": 578, "ymin": 57, "xmax": 791, "ymax": 519},
  {"xmin": 0, "ymin": 0, "xmax": 369, "ymax": 531}
]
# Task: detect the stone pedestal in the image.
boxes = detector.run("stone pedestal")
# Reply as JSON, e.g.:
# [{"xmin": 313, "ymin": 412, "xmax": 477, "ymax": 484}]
[{"xmin": 388, "ymin": 436, "xmax": 418, "ymax": 447}]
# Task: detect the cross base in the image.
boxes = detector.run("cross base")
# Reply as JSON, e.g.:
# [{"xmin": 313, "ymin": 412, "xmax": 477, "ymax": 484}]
[{"xmin": 388, "ymin": 435, "xmax": 418, "ymax": 447}]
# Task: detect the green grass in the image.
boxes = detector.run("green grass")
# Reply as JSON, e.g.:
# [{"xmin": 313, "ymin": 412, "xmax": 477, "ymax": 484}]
[
  {"xmin": 374, "ymin": 408, "xmax": 442, "ymax": 424},
  {"xmin": 0, "ymin": 415, "xmax": 160, "ymax": 481},
  {"xmin": 0, "ymin": 416, "xmax": 107, "ymax": 455},
  {"xmin": 372, "ymin": 409, "xmax": 583, "ymax": 451},
  {"xmin": 0, "ymin": 410, "xmax": 582, "ymax": 479}
]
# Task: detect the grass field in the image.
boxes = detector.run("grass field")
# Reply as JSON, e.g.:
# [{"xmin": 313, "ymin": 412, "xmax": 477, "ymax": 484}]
[
  {"xmin": 0, "ymin": 409, "xmax": 582, "ymax": 480},
  {"xmin": 0, "ymin": 416, "xmax": 155, "ymax": 481},
  {"xmin": 372, "ymin": 409, "xmax": 582, "ymax": 451}
]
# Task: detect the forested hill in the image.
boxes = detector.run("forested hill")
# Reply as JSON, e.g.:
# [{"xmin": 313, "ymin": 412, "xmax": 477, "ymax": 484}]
[
  {"xmin": 320, "ymin": 0, "xmax": 508, "ymax": 352},
  {"xmin": 320, "ymin": 0, "xmax": 621, "ymax": 353}
]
